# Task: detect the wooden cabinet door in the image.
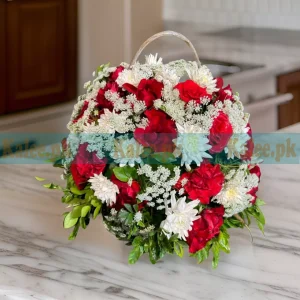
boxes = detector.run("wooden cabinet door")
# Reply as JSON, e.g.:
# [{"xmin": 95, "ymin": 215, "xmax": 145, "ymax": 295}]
[
  {"xmin": 278, "ymin": 71, "xmax": 300, "ymax": 129},
  {"xmin": 0, "ymin": 1, "xmax": 6, "ymax": 115},
  {"xmin": 6, "ymin": 0, "xmax": 77, "ymax": 113}
]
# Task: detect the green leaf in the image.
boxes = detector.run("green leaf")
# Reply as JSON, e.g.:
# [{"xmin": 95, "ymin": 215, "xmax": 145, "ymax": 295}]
[
  {"xmin": 81, "ymin": 205, "xmax": 91, "ymax": 218},
  {"xmin": 212, "ymin": 242, "xmax": 220, "ymax": 269},
  {"xmin": 152, "ymin": 152, "xmax": 176, "ymax": 164},
  {"xmin": 80, "ymin": 217, "xmax": 87, "ymax": 229},
  {"xmin": 35, "ymin": 176, "xmax": 46, "ymax": 182},
  {"xmin": 218, "ymin": 230, "xmax": 230, "ymax": 254},
  {"xmin": 124, "ymin": 204, "xmax": 133, "ymax": 213},
  {"xmin": 141, "ymin": 147, "xmax": 153, "ymax": 158},
  {"xmin": 119, "ymin": 209, "xmax": 129, "ymax": 221},
  {"xmin": 71, "ymin": 206, "xmax": 82, "ymax": 218},
  {"xmin": 68, "ymin": 222, "xmax": 80, "ymax": 240},
  {"xmin": 255, "ymin": 206, "xmax": 266, "ymax": 225},
  {"xmin": 256, "ymin": 198, "xmax": 266, "ymax": 206},
  {"xmin": 132, "ymin": 236, "xmax": 143, "ymax": 247},
  {"xmin": 128, "ymin": 246, "xmax": 142, "ymax": 264},
  {"xmin": 113, "ymin": 166, "xmax": 137, "ymax": 182},
  {"xmin": 149, "ymin": 237, "xmax": 159, "ymax": 264},
  {"xmin": 70, "ymin": 187, "xmax": 86, "ymax": 195},
  {"xmin": 195, "ymin": 243, "xmax": 210, "ymax": 264},
  {"xmin": 91, "ymin": 199, "xmax": 101, "ymax": 207},
  {"xmin": 137, "ymin": 221, "xmax": 145, "ymax": 228},
  {"xmin": 64, "ymin": 212, "xmax": 78, "ymax": 229},
  {"xmin": 43, "ymin": 183, "xmax": 62, "ymax": 190},
  {"xmin": 174, "ymin": 241, "xmax": 184, "ymax": 258},
  {"xmin": 93, "ymin": 205, "xmax": 101, "ymax": 219},
  {"xmin": 256, "ymin": 219, "xmax": 265, "ymax": 234}
]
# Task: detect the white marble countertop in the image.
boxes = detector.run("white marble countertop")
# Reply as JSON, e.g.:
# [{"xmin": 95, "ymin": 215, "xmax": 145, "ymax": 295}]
[{"xmin": 1, "ymin": 123, "xmax": 300, "ymax": 300}]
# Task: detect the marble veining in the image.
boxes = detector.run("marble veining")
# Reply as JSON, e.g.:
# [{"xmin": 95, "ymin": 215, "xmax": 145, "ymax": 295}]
[{"xmin": 1, "ymin": 125, "xmax": 300, "ymax": 299}]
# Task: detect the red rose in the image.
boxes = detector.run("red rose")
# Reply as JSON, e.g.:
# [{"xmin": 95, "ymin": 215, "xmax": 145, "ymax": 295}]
[
  {"xmin": 215, "ymin": 77, "xmax": 234, "ymax": 102},
  {"xmin": 209, "ymin": 112, "xmax": 233, "ymax": 154},
  {"xmin": 248, "ymin": 165, "xmax": 261, "ymax": 204},
  {"xmin": 241, "ymin": 124, "xmax": 254, "ymax": 161},
  {"xmin": 123, "ymin": 79, "xmax": 164, "ymax": 108},
  {"xmin": 175, "ymin": 80, "xmax": 211, "ymax": 104},
  {"xmin": 110, "ymin": 66, "xmax": 124, "ymax": 82},
  {"xmin": 176, "ymin": 163, "xmax": 225, "ymax": 204},
  {"xmin": 134, "ymin": 109, "xmax": 177, "ymax": 152},
  {"xmin": 111, "ymin": 175, "xmax": 140, "ymax": 211},
  {"xmin": 70, "ymin": 143, "xmax": 107, "ymax": 189},
  {"xmin": 73, "ymin": 101, "xmax": 89, "ymax": 123},
  {"xmin": 187, "ymin": 206, "xmax": 224, "ymax": 253}
]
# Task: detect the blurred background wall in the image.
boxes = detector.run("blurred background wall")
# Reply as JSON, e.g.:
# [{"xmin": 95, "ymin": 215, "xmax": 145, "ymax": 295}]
[
  {"xmin": 164, "ymin": 0, "xmax": 300, "ymax": 31},
  {"xmin": 78, "ymin": 0, "xmax": 163, "ymax": 92}
]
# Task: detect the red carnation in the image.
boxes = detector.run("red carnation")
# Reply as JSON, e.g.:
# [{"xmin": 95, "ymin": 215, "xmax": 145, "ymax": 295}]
[
  {"xmin": 96, "ymin": 82, "xmax": 118, "ymax": 112},
  {"xmin": 123, "ymin": 79, "xmax": 164, "ymax": 108},
  {"xmin": 70, "ymin": 143, "xmax": 107, "ymax": 190},
  {"xmin": 73, "ymin": 101, "xmax": 89, "ymax": 123},
  {"xmin": 175, "ymin": 80, "xmax": 211, "ymax": 104},
  {"xmin": 241, "ymin": 124, "xmax": 254, "ymax": 161},
  {"xmin": 110, "ymin": 66, "xmax": 124, "ymax": 82},
  {"xmin": 187, "ymin": 206, "xmax": 224, "ymax": 253},
  {"xmin": 209, "ymin": 112, "xmax": 233, "ymax": 154},
  {"xmin": 134, "ymin": 109, "xmax": 177, "ymax": 152},
  {"xmin": 175, "ymin": 163, "xmax": 225, "ymax": 204},
  {"xmin": 248, "ymin": 165, "xmax": 261, "ymax": 204},
  {"xmin": 215, "ymin": 77, "xmax": 234, "ymax": 102},
  {"xmin": 110, "ymin": 175, "xmax": 140, "ymax": 211}
]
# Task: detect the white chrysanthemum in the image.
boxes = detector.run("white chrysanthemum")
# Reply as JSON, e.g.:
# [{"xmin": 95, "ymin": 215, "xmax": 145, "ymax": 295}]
[
  {"xmin": 83, "ymin": 109, "xmax": 115, "ymax": 134},
  {"xmin": 145, "ymin": 53, "xmax": 163, "ymax": 66},
  {"xmin": 225, "ymin": 133, "xmax": 250, "ymax": 159},
  {"xmin": 110, "ymin": 137, "xmax": 144, "ymax": 167},
  {"xmin": 116, "ymin": 64, "xmax": 153, "ymax": 87},
  {"xmin": 174, "ymin": 123, "xmax": 212, "ymax": 168},
  {"xmin": 154, "ymin": 66, "xmax": 180, "ymax": 86},
  {"xmin": 212, "ymin": 167, "xmax": 259, "ymax": 217},
  {"xmin": 186, "ymin": 62, "xmax": 218, "ymax": 94},
  {"xmin": 89, "ymin": 174, "xmax": 119, "ymax": 206},
  {"xmin": 161, "ymin": 191, "xmax": 200, "ymax": 240}
]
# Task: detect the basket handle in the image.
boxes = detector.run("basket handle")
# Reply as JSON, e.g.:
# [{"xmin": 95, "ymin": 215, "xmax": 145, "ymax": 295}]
[{"xmin": 130, "ymin": 31, "xmax": 201, "ymax": 66}]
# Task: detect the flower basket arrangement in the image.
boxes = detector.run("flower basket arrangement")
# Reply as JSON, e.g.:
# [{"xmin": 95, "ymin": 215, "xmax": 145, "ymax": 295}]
[{"xmin": 38, "ymin": 31, "xmax": 265, "ymax": 268}]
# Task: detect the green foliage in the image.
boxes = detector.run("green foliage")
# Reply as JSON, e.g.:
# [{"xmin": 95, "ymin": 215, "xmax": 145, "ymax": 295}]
[
  {"xmin": 64, "ymin": 212, "xmax": 79, "ymax": 229},
  {"xmin": 246, "ymin": 204, "xmax": 266, "ymax": 234},
  {"xmin": 151, "ymin": 152, "xmax": 176, "ymax": 164},
  {"xmin": 192, "ymin": 226, "xmax": 230, "ymax": 268},
  {"xmin": 42, "ymin": 183, "xmax": 63, "ymax": 190},
  {"xmin": 113, "ymin": 166, "xmax": 137, "ymax": 182},
  {"xmin": 127, "ymin": 231, "xmax": 187, "ymax": 265},
  {"xmin": 35, "ymin": 177, "xmax": 46, "ymax": 182}
]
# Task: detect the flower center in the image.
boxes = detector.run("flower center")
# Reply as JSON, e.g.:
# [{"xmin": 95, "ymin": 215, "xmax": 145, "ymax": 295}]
[
  {"xmin": 225, "ymin": 187, "xmax": 238, "ymax": 201},
  {"xmin": 174, "ymin": 213, "xmax": 189, "ymax": 229}
]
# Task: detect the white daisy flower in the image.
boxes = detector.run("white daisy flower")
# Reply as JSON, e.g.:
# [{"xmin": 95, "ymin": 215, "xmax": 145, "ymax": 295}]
[
  {"xmin": 212, "ymin": 166, "xmax": 259, "ymax": 217},
  {"xmin": 186, "ymin": 62, "xmax": 218, "ymax": 94},
  {"xmin": 174, "ymin": 123, "xmax": 212, "ymax": 168},
  {"xmin": 161, "ymin": 191, "xmax": 200, "ymax": 240},
  {"xmin": 89, "ymin": 174, "xmax": 119, "ymax": 206},
  {"xmin": 110, "ymin": 137, "xmax": 144, "ymax": 167},
  {"xmin": 145, "ymin": 53, "xmax": 163, "ymax": 66}
]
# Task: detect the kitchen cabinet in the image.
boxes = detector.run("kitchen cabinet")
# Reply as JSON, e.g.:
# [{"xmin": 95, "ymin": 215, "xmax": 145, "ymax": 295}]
[
  {"xmin": 0, "ymin": 0, "xmax": 77, "ymax": 115},
  {"xmin": 278, "ymin": 70, "xmax": 300, "ymax": 129}
]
